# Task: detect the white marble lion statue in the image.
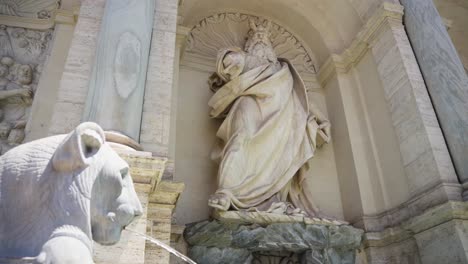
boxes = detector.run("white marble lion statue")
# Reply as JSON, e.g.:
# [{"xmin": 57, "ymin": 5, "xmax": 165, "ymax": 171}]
[{"xmin": 0, "ymin": 122, "xmax": 143, "ymax": 263}]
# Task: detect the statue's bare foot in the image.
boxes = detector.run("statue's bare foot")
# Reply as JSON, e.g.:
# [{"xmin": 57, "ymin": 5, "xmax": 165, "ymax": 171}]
[{"xmin": 208, "ymin": 193, "xmax": 230, "ymax": 211}]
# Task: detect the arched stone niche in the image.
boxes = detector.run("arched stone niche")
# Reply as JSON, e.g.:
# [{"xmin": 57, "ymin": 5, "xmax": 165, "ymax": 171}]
[
  {"xmin": 187, "ymin": 13, "xmax": 318, "ymax": 74},
  {"xmin": 174, "ymin": 12, "xmax": 344, "ymax": 225}
]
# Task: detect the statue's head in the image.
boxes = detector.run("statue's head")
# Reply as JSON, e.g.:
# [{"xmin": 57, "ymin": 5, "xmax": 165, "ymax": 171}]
[
  {"xmin": 51, "ymin": 122, "xmax": 143, "ymax": 245},
  {"xmin": 244, "ymin": 19, "xmax": 277, "ymax": 63},
  {"xmin": 17, "ymin": 64, "xmax": 32, "ymax": 85},
  {"xmin": 0, "ymin": 122, "xmax": 11, "ymax": 139}
]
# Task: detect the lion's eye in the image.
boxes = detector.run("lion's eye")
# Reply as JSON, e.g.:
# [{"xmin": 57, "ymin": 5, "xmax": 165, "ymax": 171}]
[{"xmin": 120, "ymin": 167, "xmax": 129, "ymax": 179}]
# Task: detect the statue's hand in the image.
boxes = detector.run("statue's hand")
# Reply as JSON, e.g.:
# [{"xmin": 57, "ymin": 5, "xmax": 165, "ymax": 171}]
[
  {"xmin": 221, "ymin": 51, "xmax": 245, "ymax": 80},
  {"xmin": 17, "ymin": 87, "xmax": 33, "ymax": 98}
]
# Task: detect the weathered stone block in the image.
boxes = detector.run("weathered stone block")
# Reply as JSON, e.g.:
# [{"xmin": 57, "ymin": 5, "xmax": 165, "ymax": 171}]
[{"xmin": 184, "ymin": 220, "xmax": 363, "ymax": 264}]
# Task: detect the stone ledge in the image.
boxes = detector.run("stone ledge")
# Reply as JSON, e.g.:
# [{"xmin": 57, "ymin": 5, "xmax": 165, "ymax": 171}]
[
  {"xmin": 354, "ymin": 182, "xmax": 462, "ymax": 232},
  {"xmin": 213, "ymin": 210, "xmax": 346, "ymax": 226},
  {"xmin": 149, "ymin": 181, "xmax": 185, "ymax": 206},
  {"xmin": 363, "ymin": 201, "xmax": 468, "ymax": 248},
  {"xmin": 116, "ymin": 150, "xmax": 167, "ymax": 192}
]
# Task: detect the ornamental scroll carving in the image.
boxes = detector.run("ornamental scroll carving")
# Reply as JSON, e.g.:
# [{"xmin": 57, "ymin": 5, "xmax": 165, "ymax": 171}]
[
  {"xmin": 0, "ymin": 0, "xmax": 61, "ymax": 19},
  {"xmin": 187, "ymin": 13, "xmax": 319, "ymax": 75},
  {"xmin": 0, "ymin": 25, "xmax": 53, "ymax": 154}
]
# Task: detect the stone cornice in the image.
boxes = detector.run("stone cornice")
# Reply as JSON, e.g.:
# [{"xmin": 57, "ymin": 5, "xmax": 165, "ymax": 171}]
[
  {"xmin": 117, "ymin": 151, "xmax": 168, "ymax": 193},
  {"xmin": 0, "ymin": 8, "xmax": 78, "ymax": 30},
  {"xmin": 354, "ymin": 181, "xmax": 462, "ymax": 232},
  {"xmin": 363, "ymin": 201, "xmax": 468, "ymax": 248},
  {"xmin": 318, "ymin": 3, "xmax": 404, "ymax": 87},
  {"xmin": 0, "ymin": 15, "xmax": 55, "ymax": 29}
]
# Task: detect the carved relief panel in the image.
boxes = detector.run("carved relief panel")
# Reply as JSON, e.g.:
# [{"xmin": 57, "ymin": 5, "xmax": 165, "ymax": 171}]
[{"xmin": 0, "ymin": 25, "xmax": 53, "ymax": 154}]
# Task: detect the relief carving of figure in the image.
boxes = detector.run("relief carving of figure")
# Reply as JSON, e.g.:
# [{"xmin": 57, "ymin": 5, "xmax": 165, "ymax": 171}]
[
  {"xmin": 0, "ymin": 56, "xmax": 34, "ymax": 154},
  {"xmin": 207, "ymin": 20, "xmax": 331, "ymax": 217}
]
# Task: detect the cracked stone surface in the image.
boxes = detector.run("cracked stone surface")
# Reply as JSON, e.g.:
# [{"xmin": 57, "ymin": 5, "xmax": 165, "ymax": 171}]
[{"xmin": 184, "ymin": 220, "xmax": 363, "ymax": 264}]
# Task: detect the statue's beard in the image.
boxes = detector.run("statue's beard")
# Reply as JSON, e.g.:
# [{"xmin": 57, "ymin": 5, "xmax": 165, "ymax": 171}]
[{"xmin": 245, "ymin": 41, "xmax": 277, "ymax": 62}]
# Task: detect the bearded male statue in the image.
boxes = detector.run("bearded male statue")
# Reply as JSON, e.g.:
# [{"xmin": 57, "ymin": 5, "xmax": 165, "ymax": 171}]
[{"xmin": 207, "ymin": 20, "xmax": 331, "ymax": 217}]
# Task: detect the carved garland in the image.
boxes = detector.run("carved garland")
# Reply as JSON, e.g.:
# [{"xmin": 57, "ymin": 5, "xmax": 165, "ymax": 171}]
[{"xmin": 187, "ymin": 12, "xmax": 318, "ymax": 74}]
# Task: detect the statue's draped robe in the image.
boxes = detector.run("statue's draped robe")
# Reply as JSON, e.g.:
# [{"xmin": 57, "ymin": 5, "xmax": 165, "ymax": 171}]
[{"xmin": 209, "ymin": 50, "xmax": 329, "ymax": 216}]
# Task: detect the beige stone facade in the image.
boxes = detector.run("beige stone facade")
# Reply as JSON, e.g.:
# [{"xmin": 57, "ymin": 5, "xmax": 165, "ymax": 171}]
[{"xmin": 1, "ymin": 0, "xmax": 468, "ymax": 263}]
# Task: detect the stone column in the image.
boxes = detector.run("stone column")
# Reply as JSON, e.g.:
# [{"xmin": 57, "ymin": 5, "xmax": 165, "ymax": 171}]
[{"xmin": 399, "ymin": 0, "xmax": 468, "ymax": 199}]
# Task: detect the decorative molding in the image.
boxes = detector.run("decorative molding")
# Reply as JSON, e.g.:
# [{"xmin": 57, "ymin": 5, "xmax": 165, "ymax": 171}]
[
  {"xmin": 0, "ymin": 0, "xmax": 60, "ymax": 19},
  {"xmin": 363, "ymin": 201, "xmax": 468, "ymax": 248},
  {"xmin": 0, "ymin": 15, "xmax": 55, "ymax": 30},
  {"xmin": 0, "ymin": 8, "xmax": 77, "ymax": 30},
  {"xmin": 318, "ymin": 3, "xmax": 404, "ymax": 87},
  {"xmin": 353, "ymin": 181, "xmax": 462, "ymax": 232},
  {"xmin": 186, "ymin": 12, "xmax": 318, "ymax": 76}
]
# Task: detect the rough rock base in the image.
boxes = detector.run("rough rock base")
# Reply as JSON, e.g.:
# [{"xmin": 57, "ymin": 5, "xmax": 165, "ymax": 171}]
[{"xmin": 183, "ymin": 219, "xmax": 363, "ymax": 264}]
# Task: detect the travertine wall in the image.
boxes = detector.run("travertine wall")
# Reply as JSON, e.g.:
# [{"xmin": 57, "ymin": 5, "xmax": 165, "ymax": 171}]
[
  {"xmin": 323, "ymin": 74, "xmax": 364, "ymax": 222},
  {"xmin": 47, "ymin": 0, "xmax": 105, "ymax": 136},
  {"xmin": 173, "ymin": 66, "xmax": 219, "ymax": 224},
  {"xmin": 352, "ymin": 51, "xmax": 409, "ymax": 210}
]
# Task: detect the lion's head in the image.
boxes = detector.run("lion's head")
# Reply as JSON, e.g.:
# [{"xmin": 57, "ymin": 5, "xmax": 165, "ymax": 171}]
[
  {"xmin": 90, "ymin": 148, "xmax": 143, "ymax": 244},
  {"xmin": 51, "ymin": 122, "xmax": 143, "ymax": 245}
]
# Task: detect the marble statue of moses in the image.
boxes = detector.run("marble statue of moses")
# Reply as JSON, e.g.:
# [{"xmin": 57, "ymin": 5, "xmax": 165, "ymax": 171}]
[{"xmin": 207, "ymin": 21, "xmax": 331, "ymax": 217}]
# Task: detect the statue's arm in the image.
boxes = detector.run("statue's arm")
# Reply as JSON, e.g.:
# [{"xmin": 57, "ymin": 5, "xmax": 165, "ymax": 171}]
[
  {"xmin": 214, "ymin": 50, "xmax": 245, "ymax": 85},
  {"xmin": 0, "ymin": 88, "xmax": 32, "ymax": 100}
]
